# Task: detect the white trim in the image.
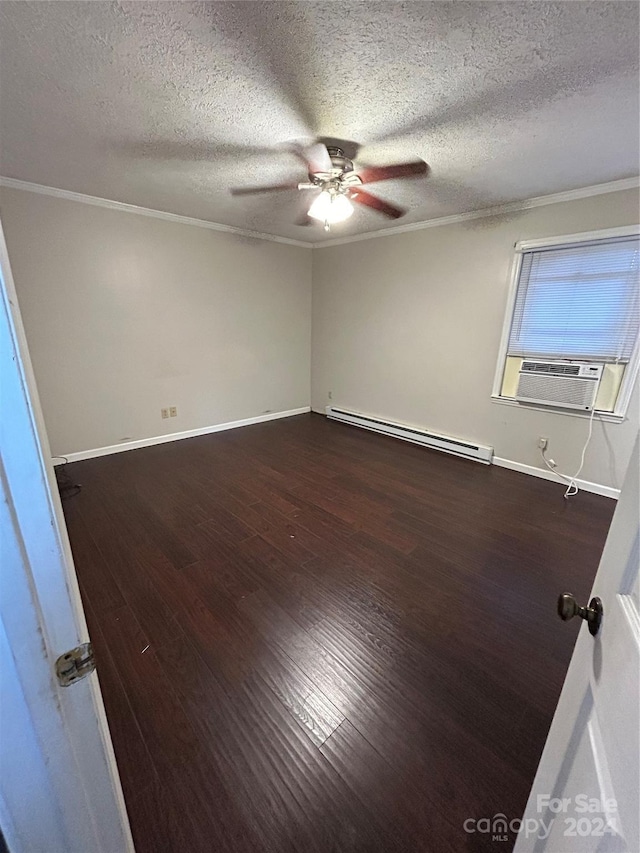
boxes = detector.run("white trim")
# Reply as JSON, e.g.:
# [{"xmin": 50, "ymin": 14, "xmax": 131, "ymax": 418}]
[
  {"xmin": 314, "ymin": 177, "xmax": 640, "ymax": 248},
  {"xmin": 515, "ymin": 224, "xmax": 639, "ymax": 252},
  {"xmin": 616, "ymin": 332, "xmax": 640, "ymax": 417},
  {"xmin": 0, "ymin": 177, "xmax": 311, "ymax": 249},
  {"xmin": 491, "ymin": 225, "xmax": 640, "ymax": 420},
  {"xmin": 493, "ymin": 456, "xmax": 620, "ymax": 500},
  {"xmin": 491, "ymin": 250, "xmax": 524, "ymax": 398},
  {"xmin": 490, "ymin": 395, "xmax": 626, "ymax": 424},
  {"xmin": 52, "ymin": 407, "xmax": 311, "ymax": 464},
  {"xmin": 2, "ymin": 175, "xmax": 638, "ymax": 250}
]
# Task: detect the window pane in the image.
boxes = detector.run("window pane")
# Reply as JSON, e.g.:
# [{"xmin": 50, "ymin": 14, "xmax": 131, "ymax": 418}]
[{"xmin": 508, "ymin": 236, "xmax": 640, "ymax": 360}]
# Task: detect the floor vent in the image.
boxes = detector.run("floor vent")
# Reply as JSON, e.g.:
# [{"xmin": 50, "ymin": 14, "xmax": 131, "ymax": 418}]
[{"xmin": 325, "ymin": 407, "xmax": 493, "ymax": 464}]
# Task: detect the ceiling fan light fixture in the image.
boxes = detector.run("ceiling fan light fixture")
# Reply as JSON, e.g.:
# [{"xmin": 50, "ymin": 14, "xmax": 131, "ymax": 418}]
[{"xmin": 308, "ymin": 191, "xmax": 354, "ymax": 226}]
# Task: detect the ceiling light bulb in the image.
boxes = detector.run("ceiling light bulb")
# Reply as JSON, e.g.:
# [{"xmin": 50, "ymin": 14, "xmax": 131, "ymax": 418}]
[
  {"xmin": 308, "ymin": 191, "xmax": 354, "ymax": 225},
  {"xmin": 308, "ymin": 191, "xmax": 332, "ymax": 222},
  {"xmin": 328, "ymin": 193, "xmax": 354, "ymax": 222}
]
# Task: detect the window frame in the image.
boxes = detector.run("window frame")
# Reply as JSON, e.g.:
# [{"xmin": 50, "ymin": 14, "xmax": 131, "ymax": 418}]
[{"xmin": 491, "ymin": 224, "xmax": 640, "ymax": 423}]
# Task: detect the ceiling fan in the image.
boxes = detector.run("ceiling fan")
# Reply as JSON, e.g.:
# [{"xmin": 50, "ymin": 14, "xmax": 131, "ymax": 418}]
[{"xmin": 230, "ymin": 142, "xmax": 429, "ymax": 230}]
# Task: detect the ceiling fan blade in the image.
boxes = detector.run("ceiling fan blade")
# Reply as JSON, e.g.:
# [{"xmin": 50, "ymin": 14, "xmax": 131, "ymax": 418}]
[
  {"xmin": 230, "ymin": 182, "xmax": 299, "ymax": 196},
  {"xmin": 357, "ymin": 160, "xmax": 429, "ymax": 184},
  {"xmin": 306, "ymin": 142, "xmax": 332, "ymax": 174},
  {"xmin": 289, "ymin": 141, "xmax": 333, "ymax": 175},
  {"xmin": 120, "ymin": 139, "xmax": 279, "ymax": 162},
  {"xmin": 351, "ymin": 189, "xmax": 406, "ymax": 219}
]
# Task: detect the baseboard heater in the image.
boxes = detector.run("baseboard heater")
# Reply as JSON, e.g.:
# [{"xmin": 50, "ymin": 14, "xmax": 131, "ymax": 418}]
[{"xmin": 325, "ymin": 406, "xmax": 493, "ymax": 464}]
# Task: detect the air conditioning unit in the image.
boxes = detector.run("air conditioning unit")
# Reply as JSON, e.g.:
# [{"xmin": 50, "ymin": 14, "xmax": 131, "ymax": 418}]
[{"xmin": 515, "ymin": 360, "xmax": 603, "ymax": 411}]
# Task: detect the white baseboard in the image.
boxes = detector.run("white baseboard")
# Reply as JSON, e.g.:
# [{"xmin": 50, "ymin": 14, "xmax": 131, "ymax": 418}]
[
  {"xmin": 314, "ymin": 409, "xmax": 620, "ymax": 499},
  {"xmin": 52, "ymin": 407, "xmax": 311, "ymax": 465},
  {"xmin": 493, "ymin": 457, "xmax": 620, "ymax": 500},
  {"xmin": 55, "ymin": 410, "xmax": 619, "ymax": 500}
]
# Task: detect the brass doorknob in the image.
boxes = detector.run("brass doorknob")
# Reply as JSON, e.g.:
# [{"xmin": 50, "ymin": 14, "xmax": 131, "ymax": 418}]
[{"xmin": 557, "ymin": 593, "xmax": 603, "ymax": 636}]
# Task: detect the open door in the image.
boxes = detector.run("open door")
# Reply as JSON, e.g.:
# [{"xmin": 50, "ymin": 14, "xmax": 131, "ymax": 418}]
[
  {"xmin": 515, "ymin": 436, "xmax": 639, "ymax": 851},
  {"xmin": 0, "ymin": 221, "xmax": 133, "ymax": 852}
]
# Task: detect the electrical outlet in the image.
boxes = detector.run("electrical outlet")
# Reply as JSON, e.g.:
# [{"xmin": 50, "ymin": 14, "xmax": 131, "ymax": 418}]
[
  {"xmin": 169, "ymin": 406, "xmax": 177, "ymax": 418},
  {"xmin": 538, "ymin": 436, "xmax": 548, "ymax": 450},
  {"xmin": 161, "ymin": 408, "xmax": 169, "ymax": 419}
]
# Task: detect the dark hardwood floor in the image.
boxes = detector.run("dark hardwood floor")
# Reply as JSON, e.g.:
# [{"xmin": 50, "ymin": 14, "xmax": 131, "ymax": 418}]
[{"xmin": 61, "ymin": 413, "xmax": 615, "ymax": 852}]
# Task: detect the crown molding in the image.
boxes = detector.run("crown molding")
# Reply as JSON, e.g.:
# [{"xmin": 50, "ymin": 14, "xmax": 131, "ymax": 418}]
[
  {"xmin": 311, "ymin": 176, "xmax": 640, "ymax": 248},
  {"xmin": 0, "ymin": 176, "xmax": 313, "ymax": 249},
  {"xmin": 2, "ymin": 174, "xmax": 637, "ymax": 251}
]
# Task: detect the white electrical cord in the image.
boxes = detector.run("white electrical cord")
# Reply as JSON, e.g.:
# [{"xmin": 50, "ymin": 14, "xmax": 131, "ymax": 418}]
[{"xmin": 540, "ymin": 406, "xmax": 597, "ymax": 499}]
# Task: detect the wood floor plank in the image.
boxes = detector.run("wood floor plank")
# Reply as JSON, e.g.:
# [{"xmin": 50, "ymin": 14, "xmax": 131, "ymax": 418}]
[
  {"xmin": 320, "ymin": 719, "xmax": 461, "ymax": 852},
  {"xmin": 81, "ymin": 601, "xmax": 157, "ymax": 804},
  {"xmin": 156, "ymin": 631, "xmax": 383, "ymax": 853},
  {"xmin": 96, "ymin": 604, "xmax": 261, "ymax": 851},
  {"xmin": 63, "ymin": 500, "xmax": 125, "ymax": 614},
  {"xmin": 126, "ymin": 778, "xmax": 193, "ymax": 853},
  {"xmin": 237, "ymin": 535, "xmax": 326, "ymax": 629},
  {"xmin": 62, "ymin": 412, "xmax": 615, "ymax": 853},
  {"xmin": 246, "ymin": 501, "xmax": 322, "ymax": 563},
  {"xmin": 236, "ymin": 586, "xmax": 368, "ymax": 714}
]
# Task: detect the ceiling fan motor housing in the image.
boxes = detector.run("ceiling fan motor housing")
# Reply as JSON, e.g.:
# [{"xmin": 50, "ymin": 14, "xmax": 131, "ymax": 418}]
[{"xmin": 312, "ymin": 147, "xmax": 355, "ymax": 180}]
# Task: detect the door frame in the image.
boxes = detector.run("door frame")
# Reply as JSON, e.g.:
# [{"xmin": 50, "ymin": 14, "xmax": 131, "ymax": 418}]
[{"xmin": 0, "ymin": 217, "xmax": 133, "ymax": 852}]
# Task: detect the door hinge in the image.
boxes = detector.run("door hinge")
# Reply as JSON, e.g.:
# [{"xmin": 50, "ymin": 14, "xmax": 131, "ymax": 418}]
[{"xmin": 55, "ymin": 642, "xmax": 96, "ymax": 687}]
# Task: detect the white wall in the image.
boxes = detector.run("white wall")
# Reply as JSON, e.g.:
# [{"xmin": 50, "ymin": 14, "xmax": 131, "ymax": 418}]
[
  {"xmin": 0, "ymin": 187, "xmax": 312, "ymax": 457},
  {"xmin": 312, "ymin": 188, "xmax": 640, "ymax": 492},
  {"xmin": 2, "ymin": 184, "xmax": 638, "ymax": 492}
]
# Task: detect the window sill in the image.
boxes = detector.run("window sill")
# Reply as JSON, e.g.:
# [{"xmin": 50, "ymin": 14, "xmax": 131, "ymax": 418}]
[{"xmin": 490, "ymin": 395, "xmax": 626, "ymax": 424}]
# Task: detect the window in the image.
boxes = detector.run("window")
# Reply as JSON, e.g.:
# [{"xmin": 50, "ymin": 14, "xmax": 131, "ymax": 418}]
[{"xmin": 493, "ymin": 226, "xmax": 640, "ymax": 419}]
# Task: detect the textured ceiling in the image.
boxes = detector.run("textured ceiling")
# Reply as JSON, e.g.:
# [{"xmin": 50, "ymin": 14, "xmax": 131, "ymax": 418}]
[{"xmin": 1, "ymin": 1, "xmax": 638, "ymax": 243}]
